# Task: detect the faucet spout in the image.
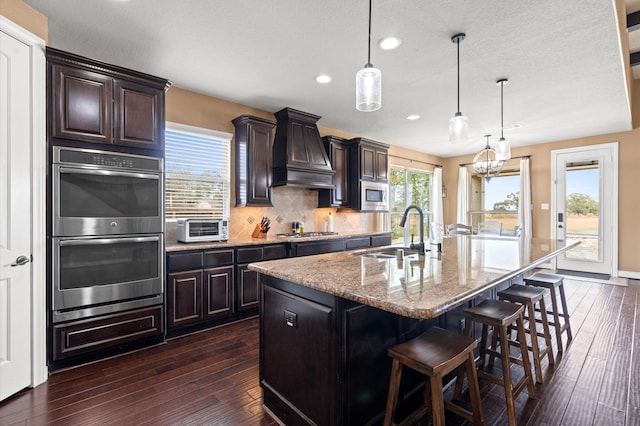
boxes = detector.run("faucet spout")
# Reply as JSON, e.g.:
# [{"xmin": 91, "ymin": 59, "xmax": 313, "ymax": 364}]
[{"xmin": 399, "ymin": 205, "xmax": 426, "ymax": 254}]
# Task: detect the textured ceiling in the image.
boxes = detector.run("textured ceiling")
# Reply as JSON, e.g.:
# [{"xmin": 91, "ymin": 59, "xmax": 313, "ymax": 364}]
[{"xmin": 25, "ymin": 0, "xmax": 632, "ymax": 158}]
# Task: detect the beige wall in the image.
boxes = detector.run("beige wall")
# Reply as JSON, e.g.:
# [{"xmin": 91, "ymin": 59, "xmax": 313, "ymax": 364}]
[
  {"xmin": 441, "ymin": 87, "xmax": 640, "ymax": 273},
  {"xmin": 0, "ymin": 0, "xmax": 48, "ymax": 42}
]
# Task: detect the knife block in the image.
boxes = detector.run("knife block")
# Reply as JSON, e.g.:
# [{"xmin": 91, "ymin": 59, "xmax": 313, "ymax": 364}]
[{"xmin": 251, "ymin": 224, "xmax": 267, "ymax": 239}]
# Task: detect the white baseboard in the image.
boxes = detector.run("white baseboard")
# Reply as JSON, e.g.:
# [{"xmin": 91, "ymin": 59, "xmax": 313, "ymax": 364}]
[{"xmin": 618, "ymin": 270, "xmax": 640, "ymax": 280}]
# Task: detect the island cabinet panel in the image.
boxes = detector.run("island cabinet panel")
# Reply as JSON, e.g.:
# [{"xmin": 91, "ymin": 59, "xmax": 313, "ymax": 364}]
[
  {"xmin": 260, "ymin": 276, "xmax": 433, "ymax": 426},
  {"xmin": 261, "ymin": 280, "xmax": 337, "ymax": 426}
]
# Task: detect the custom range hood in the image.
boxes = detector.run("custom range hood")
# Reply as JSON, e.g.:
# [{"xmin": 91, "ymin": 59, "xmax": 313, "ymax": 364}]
[{"xmin": 272, "ymin": 107, "xmax": 335, "ymax": 189}]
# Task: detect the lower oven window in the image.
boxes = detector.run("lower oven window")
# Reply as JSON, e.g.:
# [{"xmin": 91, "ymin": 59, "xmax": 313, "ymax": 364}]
[{"xmin": 58, "ymin": 237, "xmax": 159, "ymax": 289}]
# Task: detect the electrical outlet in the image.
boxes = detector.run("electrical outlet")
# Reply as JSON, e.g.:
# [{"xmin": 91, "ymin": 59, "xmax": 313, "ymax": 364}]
[{"xmin": 284, "ymin": 310, "xmax": 297, "ymax": 328}]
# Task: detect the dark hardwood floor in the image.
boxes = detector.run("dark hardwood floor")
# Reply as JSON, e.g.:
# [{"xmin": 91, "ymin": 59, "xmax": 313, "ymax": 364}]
[{"xmin": 1, "ymin": 278, "xmax": 638, "ymax": 425}]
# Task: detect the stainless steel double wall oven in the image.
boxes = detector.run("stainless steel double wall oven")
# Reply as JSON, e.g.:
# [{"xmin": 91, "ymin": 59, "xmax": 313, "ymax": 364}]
[{"xmin": 52, "ymin": 147, "xmax": 164, "ymax": 323}]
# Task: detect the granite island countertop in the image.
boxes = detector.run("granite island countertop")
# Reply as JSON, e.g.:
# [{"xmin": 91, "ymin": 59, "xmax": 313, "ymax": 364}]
[{"xmin": 249, "ymin": 236, "xmax": 579, "ymax": 319}]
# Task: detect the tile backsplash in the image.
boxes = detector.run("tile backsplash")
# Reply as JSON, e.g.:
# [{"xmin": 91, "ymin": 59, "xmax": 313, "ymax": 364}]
[{"xmin": 166, "ymin": 186, "xmax": 388, "ymax": 242}]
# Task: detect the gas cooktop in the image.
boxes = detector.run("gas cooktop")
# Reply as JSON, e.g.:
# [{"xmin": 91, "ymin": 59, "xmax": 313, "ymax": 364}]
[{"xmin": 276, "ymin": 232, "xmax": 339, "ymax": 238}]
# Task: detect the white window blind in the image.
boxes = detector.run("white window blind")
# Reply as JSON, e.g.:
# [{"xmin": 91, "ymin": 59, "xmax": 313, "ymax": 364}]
[{"xmin": 165, "ymin": 122, "xmax": 232, "ymax": 220}]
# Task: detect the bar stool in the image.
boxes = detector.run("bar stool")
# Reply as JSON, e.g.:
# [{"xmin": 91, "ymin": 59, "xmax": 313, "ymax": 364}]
[
  {"xmin": 497, "ymin": 284, "xmax": 555, "ymax": 382},
  {"xmin": 525, "ymin": 272, "xmax": 573, "ymax": 352},
  {"xmin": 383, "ymin": 327, "xmax": 484, "ymax": 426},
  {"xmin": 455, "ymin": 300, "xmax": 536, "ymax": 426}
]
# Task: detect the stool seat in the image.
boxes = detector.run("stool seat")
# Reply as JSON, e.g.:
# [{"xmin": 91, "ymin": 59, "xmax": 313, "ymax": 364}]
[
  {"xmin": 384, "ymin": 327, "xmax": 484, "ymax": 426},
  {"xmin": 498, "ymin": 284, "xmax": 547, "ymax": 302},
  {"xmin": 388, "ymin": 327, "xmax": 477, "ymax": 376},
  {"xmin": 525, "ymin": 272, "xmax": 564, "ymax": 288},
  {"xmin": 525, "ymin": 272, "xmax": 573, "ymax": 353},
  {"xmin": 463, "ymin": 299, "xmax": 524, "ymax": 327}
]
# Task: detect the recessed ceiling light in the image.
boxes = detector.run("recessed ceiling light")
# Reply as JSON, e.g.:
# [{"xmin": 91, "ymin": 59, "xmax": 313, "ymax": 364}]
[
  {"xmin": 378, "ymin": 37, "xmax": 402, "ymax": 50},
  {"xmin": 512, "ymin": 123, "xmax": 523, "ymax": 128},
  {"xmin": 315, "ymin": 74, "xmax": 332, "ymax": 84},
  {"xmin": 406, "ymin": 114, "xmax": 420, "ymax": 120}
]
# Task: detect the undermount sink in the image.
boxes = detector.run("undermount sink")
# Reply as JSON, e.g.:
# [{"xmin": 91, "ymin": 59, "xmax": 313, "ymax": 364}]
[{"xmin": 357, "ymin": 247, "xmax": 420, "ymax": 258}]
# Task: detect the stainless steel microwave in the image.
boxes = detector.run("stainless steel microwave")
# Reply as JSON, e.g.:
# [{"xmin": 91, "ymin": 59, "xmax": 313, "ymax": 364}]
[
  {"xmin": 360, "ymin": 181, "xmax": 389, "ymax": 211},
  {"xmin": 177, "ymin": 219, "xmax": 229, "ymax": 243}
]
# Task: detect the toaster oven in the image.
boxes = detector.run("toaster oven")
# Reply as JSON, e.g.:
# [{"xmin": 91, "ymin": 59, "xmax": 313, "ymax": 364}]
[{"xmin": 177, "ymin": 219, "xmax": 228, "ymax": 243}]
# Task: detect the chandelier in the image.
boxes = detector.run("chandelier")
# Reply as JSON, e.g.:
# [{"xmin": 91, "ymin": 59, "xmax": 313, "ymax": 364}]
[{"xmin": 473, "ymin": 135, "xmax": 504, "ymax": 181}]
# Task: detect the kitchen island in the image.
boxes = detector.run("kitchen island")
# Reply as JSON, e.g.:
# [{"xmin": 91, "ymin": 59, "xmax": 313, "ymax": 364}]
[{"xmin": 249, "ymin": 236, "xmax": 578, "ymax": 426}]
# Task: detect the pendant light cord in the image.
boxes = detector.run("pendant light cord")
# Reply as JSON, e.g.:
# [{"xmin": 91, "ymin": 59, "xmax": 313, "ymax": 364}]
[
  {"xmin": 457, "ymin": 39, "xmax": 460, "ymax": 113},
  {"xmin": 367, "ymin": 0, "xmax": 372, "ymax": 66},
  {"xmin": 500, "ymin": 81, "xmax": 504, "ymax": 139}
]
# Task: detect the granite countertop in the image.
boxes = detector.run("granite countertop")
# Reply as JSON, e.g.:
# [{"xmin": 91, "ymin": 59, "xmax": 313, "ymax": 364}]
[
  {"xmin": 165, "ymin": 231, "xmax": 391, "ymax": 252},
  {"xmin": 248, "ymin": 236, "xmax": 580, "ymax": 319}
]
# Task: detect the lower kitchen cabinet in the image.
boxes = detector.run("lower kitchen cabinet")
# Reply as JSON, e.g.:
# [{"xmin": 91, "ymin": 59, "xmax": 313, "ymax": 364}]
[
  {"xmin": 166, "ymin": 248, "xmax": 235, "ymax": 335},
  {"xmin": 237, "ymin": 244, "xmax": 288, "ymax": 311},
  {"xmin": 52, "ymin": 306, "xmax": 163, "ymax": 361}
]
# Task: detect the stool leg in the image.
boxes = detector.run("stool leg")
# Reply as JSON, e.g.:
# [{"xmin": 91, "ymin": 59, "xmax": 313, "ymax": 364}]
[
  {"xmin": 423, "ymin": 375, "xmax": 432, "ymax": 424},
  {"xmin": 498, "ymin": 325, "xmax": 517, "ymax": 426},
  {"xmin": 464, "ymin": 351, "xmax": 485, "ymax": 426},
  {"xmin": 516, "ymin": 315, "xmax": 536, "ymax": 399},
  {"xmin": 548, "ymin": 286, "xmax": 564, "ymax": 353},
  {"xmin": 383, "ymin": 359, "xmax": 403, "ymax": 426},
  {"xmin": 558, "ymin": 284, "xmax": 573, "ymax": 344},
  {"xmin": 455, "ymin": 319, "xmax": 474, "ymax": 400},
  {"xmin": 478, "ymin": 324, "xmax": 489, "ymax": 370},
  {"xmin": 538, "ymin": 297, "xmax": 555, "ymax": 366},
  {"xmin": 430, "ymin": 375, "xmax": 446, "ymax": 426},
  {"xmin": 488, "ymin": 325, "xmax": 499, "ymax": 369},
  {"xmin": 526, "ymin": 301, "xmax": 543, "ymax": 383}
]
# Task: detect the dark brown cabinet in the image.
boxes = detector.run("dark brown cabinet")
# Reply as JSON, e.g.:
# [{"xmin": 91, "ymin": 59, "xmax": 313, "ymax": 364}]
[
  {"xmin": 233, "ymin": 115, "xmax": 276, "ymax": 206},
  {"xmin": 236, "ymin": 244, "xmax": 288, "ymax": 311},
  {"xmin": 47, "ymin": 47, "xmax": 168, "ymax": 151},
  {"xmin": 53, "ymin": 306, "xmax": 163, "ymax": 361},
  {"xmin": 166, "ymin": 249, "xmax": 235, "ymax": 334},
  {"xmin": 318, "ymin": 136, "xmax": 350, "ymax": 207},
  {"xmin": 350, "ymin": 137, "xmax": 389, "ymax": 182}
]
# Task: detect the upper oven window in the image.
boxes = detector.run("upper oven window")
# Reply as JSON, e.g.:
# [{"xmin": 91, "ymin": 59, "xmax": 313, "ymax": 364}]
[{"xmin": 58, "ymin": 169, "xmax": 159, "ymax": 218}]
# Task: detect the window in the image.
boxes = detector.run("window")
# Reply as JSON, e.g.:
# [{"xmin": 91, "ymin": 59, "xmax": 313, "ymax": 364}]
[
  {"xmin": 470, "ymin": 170, "xmax": 520, "ymax": 234},
  {"xmin": 165, "ymin": 122, "xmax": 232, "ymax": 220},
  {"xmin": 389, "ymin": 167, "xmax": 431, "ymax": 244}
]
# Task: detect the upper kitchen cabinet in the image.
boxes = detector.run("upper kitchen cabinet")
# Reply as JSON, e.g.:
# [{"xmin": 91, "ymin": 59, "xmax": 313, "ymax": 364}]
[
  {"xmin": 46, "ymin": 47, "xmax": 170, "ymax": 152},
  {"xmin": 233, "ymin": 115, "xmax": 276, "ymax": 206},
  {"xmin": 318, "ymin": 136, "xmax": 350, "ymax": 207},
  {"xmin": 272, "ymin": 108, "xmax": 335, "ymax": 189},
  {"xmin": 349, "ymin": 137, "xmax": 389, "ymax": 182}
]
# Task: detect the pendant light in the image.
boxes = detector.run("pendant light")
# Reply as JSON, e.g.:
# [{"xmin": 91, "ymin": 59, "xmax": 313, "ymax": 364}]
[
  {"xmin": 473, "ymin": 135, "xmax": 504, "ymax": 181},
  {"xmin": 356, "ymin": 0, "xmax": 381, "ymax": 112},
  {"xmin": 449, "ymin": 33, "xmax": 468, "ymax": 144},
  {"xmin": 495, "ymin": 78, "xmax": 511, "ymax": 160}
]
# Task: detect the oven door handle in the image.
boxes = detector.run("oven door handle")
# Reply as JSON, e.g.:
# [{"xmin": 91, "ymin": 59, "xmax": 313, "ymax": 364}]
[
  {"xmin": 58, "ymin": 167, "xmax": 160, "ymax": 180},
  {"xmin": 59, "ymin": 236, "xmax": 160, "ymax": 246}
]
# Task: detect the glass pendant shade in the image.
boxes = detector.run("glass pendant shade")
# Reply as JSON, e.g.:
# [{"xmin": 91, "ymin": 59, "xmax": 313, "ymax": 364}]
[
  {"xmin": 449, "ymin": 112, "xmax": 468, "ymax": 144},
  {"xmin": 356, "ymin": 65, "xmax": 382, "ymax": 112},
  {"xmin": 495, "ymin": 137, "xmax": 511, "ymax": 161},
  {"xmin": 473, "ymin": 137, "xmax": 504, "ymax": 181}
]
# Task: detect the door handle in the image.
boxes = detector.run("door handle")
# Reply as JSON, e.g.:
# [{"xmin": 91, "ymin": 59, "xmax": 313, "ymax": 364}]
[{"xmin": 11, "ymin": 255, "xmax": 31, "ymax": 267}]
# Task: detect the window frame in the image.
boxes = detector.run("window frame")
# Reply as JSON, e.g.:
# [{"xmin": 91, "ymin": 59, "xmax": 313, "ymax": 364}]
[
  {"xmin": 389, "ymin": 166, "xmax": 433, "ymax": 244},
  {"xmin": 164, "ymin": 121, "xmax": 232, "ymax": 221}
]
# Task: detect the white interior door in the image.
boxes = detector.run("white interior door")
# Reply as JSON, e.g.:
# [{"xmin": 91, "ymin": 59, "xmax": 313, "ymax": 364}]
[
  {"xmin": 551, "ymin": 143, "xmax": 618, "ymax": 276},
  {"xmin": 0, "ymin": 28, "xmax": 34, "ymax": 401}
]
